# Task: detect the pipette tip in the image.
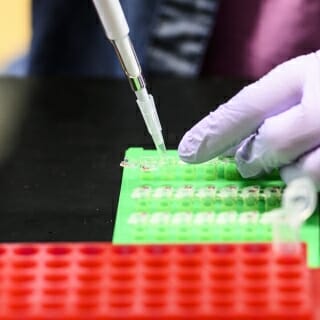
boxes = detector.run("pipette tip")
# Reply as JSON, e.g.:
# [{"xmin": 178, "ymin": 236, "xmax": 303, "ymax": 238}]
[{"xmin": 156, "ymin": 143, "xmax": 167, "ymax": 156}]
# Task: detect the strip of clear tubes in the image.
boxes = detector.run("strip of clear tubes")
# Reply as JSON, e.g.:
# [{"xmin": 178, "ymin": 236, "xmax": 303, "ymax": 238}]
[{"xmin": 269, "ymin": 177, "xmax": 317, "ymax": 255}]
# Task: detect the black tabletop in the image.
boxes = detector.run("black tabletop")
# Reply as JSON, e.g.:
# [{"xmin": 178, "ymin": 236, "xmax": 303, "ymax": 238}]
[{"xmin": 0, "ymin": 77, "xmax": 248, "ymax": 242}]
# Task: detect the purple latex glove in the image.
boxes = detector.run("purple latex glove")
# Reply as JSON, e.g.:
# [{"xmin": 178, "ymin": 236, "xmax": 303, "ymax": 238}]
[{"xmin": 178, "ymin": 51, "xmax": 320, "ymax": 189}]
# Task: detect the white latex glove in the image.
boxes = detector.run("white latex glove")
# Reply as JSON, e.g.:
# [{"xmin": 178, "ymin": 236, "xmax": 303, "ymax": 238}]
[{"xmin": 179, "ymin": 51, "xmax": 320, "ymax": 189}]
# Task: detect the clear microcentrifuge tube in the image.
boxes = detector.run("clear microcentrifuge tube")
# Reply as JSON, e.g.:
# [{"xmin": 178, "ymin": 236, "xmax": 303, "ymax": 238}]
[
  {"xmin": 272, "ymin": 177, "xmax": 317, "ymax": 255},
  {"xmin": 215, "ymin": 211, "xmax": 237, "ymax": 240},
  {"xmin": 238, "ymin": 211, "xmax": 259, "ymax": 225},
  {"xmin": 149, "ymin": 212, "xmax": 171, "ymax": 225},
  {"xmin": 264, "ymin": 186, "xmax": 282, "ymax": 210},
  {"xmin": 131, "ymin": 185, "xmax": 152, "ymax": 210},
  {"xmin": 239, "ymin": 212, "xmax": 259, "ymax": 241},
  {"xmin": 131, "ymin": 186, "xmax": 152, "ymax": 199},
  {"xmin": 172, "ymin": 212, "xmax": 193, "ymax": 225},
  {"xmin": 196, "ymin": 186, "xmax": 216, "ymax": 209},
  {"xmin": 128, "ymin": 212, "xmax": 149, "ymax": 225},
  {"xmin": 215, "ymin": 211, "xmax": 237, "ymax": 225},
  {"xmin": 194, "ymin": 212, "xmax": 215, "ymax": 225},
  {"xmin": 241, "ymin": 186, "xmax": 260, "ymax": 208},
  {"xmin": 153, "ymin": 186, "xmax": 174, "ymax": 210},
  {"xmin": 175, "ymin": 185, "xmax": 195, "ymax": 210},
  {"xmin": 218, "ymin": 185, "xmax": 238, "ymax": 208},
  {"xmin": 177, "ymin": 159, "xmax": 196, "ymax": 180}
]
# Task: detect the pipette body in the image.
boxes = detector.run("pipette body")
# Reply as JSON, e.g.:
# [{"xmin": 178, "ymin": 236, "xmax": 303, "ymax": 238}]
[{"xmin": 92, "ymin": 0, "xmax": 166, "ymax": 154}]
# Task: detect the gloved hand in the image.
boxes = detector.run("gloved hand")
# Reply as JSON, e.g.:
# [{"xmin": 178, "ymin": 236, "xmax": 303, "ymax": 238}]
[{"xmin": 178, "ymin": 51, "xmax": 320, "ymax": 189}]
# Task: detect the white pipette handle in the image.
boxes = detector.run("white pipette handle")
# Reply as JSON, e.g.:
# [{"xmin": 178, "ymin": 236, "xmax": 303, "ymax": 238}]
[
  {"xmin": 92, "ymin": 0, "xmax": 128, "ymax": 40},
  {"xmin": 92, "ymin": 0, "xmax": 141, "ymax": 80}
]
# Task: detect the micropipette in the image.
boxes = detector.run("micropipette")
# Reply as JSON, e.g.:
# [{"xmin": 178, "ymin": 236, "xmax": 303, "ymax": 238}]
[{"xmin": 92, "ymin": 0, "xmax": 166, "ymax": 154}]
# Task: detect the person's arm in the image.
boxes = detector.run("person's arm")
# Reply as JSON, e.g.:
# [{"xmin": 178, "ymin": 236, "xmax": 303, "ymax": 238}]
[{"xmin": 178, "ymin": 51, "xmax": 320, "ymax": 189}]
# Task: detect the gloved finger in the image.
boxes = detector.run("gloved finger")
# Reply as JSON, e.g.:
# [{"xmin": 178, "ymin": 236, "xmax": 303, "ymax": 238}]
[
  {"xmin": 220, "ymin": 141, "xmax": 247, "ymax": 157},
  {"xmin": 280, "ymin": 147, "xmax": 320, "ymax": 190},
  {"xmin": 179, "ymin": 53, "xmax": 311, "ymax": 163},
  {"xmin": 235, "ymin": 103, "xmax": 320, "ymax": 178},
  {"xmin": 235, "ymin": 52, "xmax": 320, "ymax": 178},
  {"xmin": 220, "ymin": 145, "xmax": 239, "ymax": 157}
]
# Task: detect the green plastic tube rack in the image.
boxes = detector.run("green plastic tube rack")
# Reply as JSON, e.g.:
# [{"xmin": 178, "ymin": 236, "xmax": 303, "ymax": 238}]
[{"xmin": 113, "ymin": 148, "xmax": 319, "ymax": 267}]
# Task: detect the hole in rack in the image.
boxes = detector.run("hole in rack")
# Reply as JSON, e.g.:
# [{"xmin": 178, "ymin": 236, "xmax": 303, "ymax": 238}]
[
  {"xmin": 43, "ymin": 302, "xmax": 65, "ymax": 309},
  {"xmin": 276, "ymin": 256, "xmax": 302, "ymax": 265},
  {"xmin": 143, "ymin": 293, "xmax": 167, "ymax": 308},
  {"xmin": 44, "ymin": 288, "xmax": 67, "ymax": 296},
  {"xmin": 9, "ymin": 302, "xmax": 31, "ymax": 310},
  {"xmin": 178, "ymin": 297, "xmax": 201, "ymax": 308},
  {"xmin": 244, "ymin": 270, "xmax": 268, "ymax": 280},
  {"xmin": 178, "ymin": 286, "xmax": 201, "ymax": 295},
  {"xmin": 77, "ymin": 288, "xmax": 100, "ymax": 296},
  {"xmin": 111, "ymin": 258, "xmax": 135, "ymax": 268},
  {"xmin": 10, "ymin": 288, "xmax": 33, "ymax": 296},
  {"xmin": 177, "ymin": 235, "xmax": 189, "ymax": 241},
  {"xmin": 134, "ymin": 235, "xmax": 145, "ymax": 241},
  {"xmin": 210, "ymin": 245, "xmax": 235, "ymax": 254},
  {"xmin": 243, "ymin": 244, "xmax": 269, "ymax": 253},
  {"xmin": 155, "ymin": 235, "xmax": 167, "ymax": 241},
  {"xmin": 45, "ymin": 274, "xmax": 68, "ymax": 282},
  {"xmin": 144, "ymin": 271, "xmax": 168, "ymax": 281},
  {"xmin": 47, "ymin": 247, "xmax": 71, "ymax": 255},
  {"xmin": 112, "ymin": 246, "xmax": 137, "ymax": 255},
  {"xmin": 279, "ymin": 299, "xmax": 302, "ymax": 307},
  {"xmin": 244, "ymin": 284, "xmax": 268, "ymax": 294},
  {"xmin": 144, "ymin": 286, "xmax": 167, "ymax": 295},
  {"xmin": 145, "ymin": 246, "xmax": 170, "ymax": 255},
  {"xmin": 210, "ymin": 285, "xmax": 234, "ymax": 294},
  {"xmin": 46, "ymin": 260, "xmax": 69, "ymax": 268},
  {"xmin": 110, "ymin": 272, "xmax": 134, "ymax": 282},
  {"xmin": 243, "ymin": 257, "xmax": 268, "ymax": 266},
  {"xmin": 110, "ymin": 287, "xmax": 134, "ymax": 295},
  {"xmin": 11, "ymin": 274, "xmax": 35, "ymax": 282},
  {"xmin": 14, "ymin": 247, "xmax": 38, "ymax": 255},
  {"xmin": 245, "ymin": 298, "xmax": 268, "ymax": 308},
  {"xmin": 78, "ymin": 274, "xmax": 102, "ymax": 282},
  {"xmin": 13, "ymin": 260, "xmax": 36, "ymax": 269},
  {"xmin": 110, "ymin": 299, "xmax": 133, "ymax": 308},
  {"xmin": 177, "ymin": 271, "xmax": 201, "ymax": 281},
  {"xmin": 80, "ymin": 246, "xmax": 104, "ymax": 255},
  {"xmin": 211, "ymin": 299, "xmax": 234, "ymax": 307},
  {"xmin": 79, "ymin": 260, "xmax": 103, "ymax": 268},
  {"xmin": 210, "ymin": 270, "xmax": 234, "ymax": 280},
  {"xmin": 144, "ymin": 259, "xmax": 169, "ymax": 268},
  {"xmin": 278, "ymin": 283, "xmax": 302, "ymax": 292},
  {"xmin": 178, "ymin": 259, "xmax": 202, "ymax": 268},
  {"xmin": 144, "ymin": 299, "xmax": 167, "ymax": 308},
  {"xmin": 277, "ymin": 269, "xmax": 301, "ymax": 279},
  {"xmin": 179, "ymin": 245, "xmax": 202, "ymax": 255},
  {"xmin": 209, "ymin": 257, "xmax": 235, "ymax": 267},
  {"xmin": 77, "ymin": 302, "xmax": 98, "ymax": 310}
]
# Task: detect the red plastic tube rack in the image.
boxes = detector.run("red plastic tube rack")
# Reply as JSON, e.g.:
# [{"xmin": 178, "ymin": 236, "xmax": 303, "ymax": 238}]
[{"xmin": 0, "ymin": 243, "xmax": 315, "ymax": 320}]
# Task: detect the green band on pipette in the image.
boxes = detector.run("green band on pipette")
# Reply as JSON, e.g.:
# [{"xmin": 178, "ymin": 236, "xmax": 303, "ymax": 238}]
[{"xmin": 129, "ymin": 75, "xmax": 145, "ymax": 91}]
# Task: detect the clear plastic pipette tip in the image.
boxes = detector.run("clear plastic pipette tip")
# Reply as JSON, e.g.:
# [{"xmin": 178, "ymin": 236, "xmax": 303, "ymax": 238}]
[
  {"xmin": 156, "ymin": 142, "xmax": 167, "ymax": 155},
  {"xmin": 135, "ymin": 88, "xmax": 167, "ymax": 156}
]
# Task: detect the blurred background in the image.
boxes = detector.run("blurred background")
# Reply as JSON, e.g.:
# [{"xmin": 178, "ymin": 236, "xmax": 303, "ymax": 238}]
[
  {"xmin": 0, "ymin": 0, "xmax": 31, "ymax": 74},
  {"xmin": 2, "ymin": 0, "xmax": 320, "ymax": 79},
  {"xmin": 2, "ymin": 0, "xmax": 320, "ymax": 80}
]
